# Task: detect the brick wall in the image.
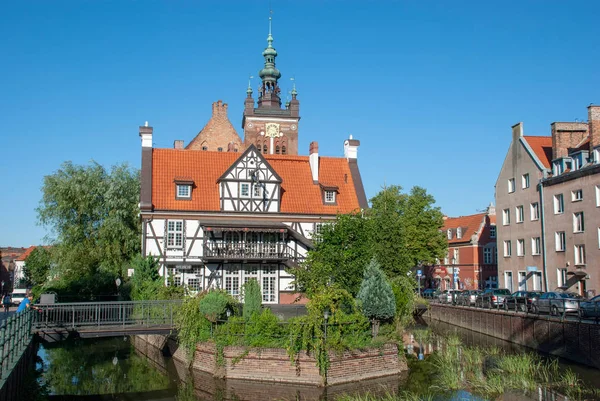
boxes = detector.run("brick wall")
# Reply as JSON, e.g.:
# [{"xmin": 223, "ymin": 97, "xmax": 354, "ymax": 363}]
[
  {"xmin": 187, "ymin": 100, "xmax": 244, "ymax": 152},
  {"xmin": 426, "ymin": 303, "xmax": 600, "ymax": 369}
]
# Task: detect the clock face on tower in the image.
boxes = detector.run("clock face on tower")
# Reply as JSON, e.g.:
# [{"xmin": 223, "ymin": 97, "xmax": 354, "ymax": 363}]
[{"xmin": 265, "ymin": 123, "xmax": 280, "ymax": 138}]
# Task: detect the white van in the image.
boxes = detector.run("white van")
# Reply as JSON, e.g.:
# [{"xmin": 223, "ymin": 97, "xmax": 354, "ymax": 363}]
[{"xmin": 11, "ymin": 289, "xmax": 27, "ymax": 306}]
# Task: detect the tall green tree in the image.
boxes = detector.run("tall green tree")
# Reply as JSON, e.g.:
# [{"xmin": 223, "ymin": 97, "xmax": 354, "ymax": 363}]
[
  {"xmin": 290, "ymin": 185, "xmax": 446, "ymax": 303},
  {"xmin": 291, "ymin": 212, "xmax": 373, "ymax": 297},
  {"xmin": 23, "ymin": 247, "xmax": 52, "ymax": 287},
  {"xmin": 37, "ymin": 161, "xmax": 141, "ymax": 288},
  {"xmin": 357, "ymin": 258, "xmax": 396, "ymax": 336}
]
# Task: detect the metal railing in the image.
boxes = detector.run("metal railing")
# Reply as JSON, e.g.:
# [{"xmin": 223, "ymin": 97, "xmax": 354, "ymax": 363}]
[
  {"xmin": 424, "ymin": 294, "xmax": 600, "ymax": 324},
  {"xmin": 32, "ymin": 300, "xmax": 183, "ymax": 331},
  {"xmin": 204, "ymin": 241, "xmax": 295, "ymax": 260},
  {"xmin": 0, "ymin": 310, "xmax": 33, "ymax": 383}
]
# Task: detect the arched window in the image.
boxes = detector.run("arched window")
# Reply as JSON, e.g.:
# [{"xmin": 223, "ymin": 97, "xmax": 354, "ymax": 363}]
[
  {"xmin": 263, "ymin": 144, "xmax": 267, "ymax": 154},
  {"xmin": 217, "ymin": 147, "xmax": 223, "ymax": 152},
  {"xmin": 202, "ymin": 146, "xmax": 208, "ymax": 151},
  {"xmin": 281, "ymin": 145, "xmax": 286, "ymax": 155},
  {"xmin": 275, "ymin": 145, "xmax": 280, "ymax": 154}
]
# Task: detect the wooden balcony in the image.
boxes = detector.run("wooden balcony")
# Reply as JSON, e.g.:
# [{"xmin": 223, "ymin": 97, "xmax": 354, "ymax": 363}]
[{"xmin": 203, "ymin": 241, "xmax": 295, "ymax": 261}]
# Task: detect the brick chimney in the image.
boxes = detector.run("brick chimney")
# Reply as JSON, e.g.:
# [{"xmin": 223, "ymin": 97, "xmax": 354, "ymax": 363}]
[
  {"xmin": 174, "ymin": 140, "xmax": 184, "ymax": 149},
  {"xmin": 589, "ymin": 105, "xmax": 600, "ymax": 151},
  {"xmin": 550, "ymin": 122, "xmax": 588, "ymax": 160},
  {"xmin": 139, "ymin": 122, "xmax": 153, "ymax": 212},
  {"xmin": 309, "ymin": 141, "xmax": 319, "ymax": 184}
]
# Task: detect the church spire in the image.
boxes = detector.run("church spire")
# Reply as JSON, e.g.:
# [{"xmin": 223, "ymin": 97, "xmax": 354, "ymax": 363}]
[{"xmin": 257, "ymin": 11, "xmax": 282, "ymax": 108}]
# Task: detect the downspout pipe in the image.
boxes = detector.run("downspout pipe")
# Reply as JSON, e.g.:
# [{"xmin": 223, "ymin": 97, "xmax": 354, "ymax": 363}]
[{"xmin": 539, "ymin": 181, "xmax": 549, "ymax": 292}]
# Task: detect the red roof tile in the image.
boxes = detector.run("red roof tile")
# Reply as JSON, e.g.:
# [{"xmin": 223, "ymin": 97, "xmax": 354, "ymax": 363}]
[
  {"xmin": 443, "ymin": 213, "xmax": 486, "ymax": 244},
  {"xmin": 15, "ymin": 246, "xmax": 38, "ymax": 262},
  {"xmin": 523, "ymin": 136, "xmax": 552, "ymax": 169},
  {"xmin": 152, "ymin": 149, "xmax": 361, "ymax": 215}
]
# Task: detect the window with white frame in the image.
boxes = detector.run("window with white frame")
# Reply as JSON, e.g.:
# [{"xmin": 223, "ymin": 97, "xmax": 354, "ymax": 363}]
[
  {"xmin": 504, "ymin": 271, "xmax": 513, "ymax": 292},
  {"xmin": 503, "ymin": 240, "xmax": 512, "ymax": 257},
  {"xmin": 324, "ymin": 190, "xmax": 336, "ymax": 203},
  {"xmin": 508, "ymin": 178, "xmax": 516, "ymax": 193},
  {"xmin": 224, "ymin": 266, "xmax": 240, "ymax": 297},
  {"xmin": 187, "ymin": 278, "xmax": 201, "ymax": 292},
  {"xmin": 456, "ymin": 227, "xmax": 462, "ymax": 239},
  {"xmin": 532, "ymin": 272, "xmax": 542, "ymax": 291},
  {"xmin": 167, "ymin": 220, "xmax": 183, "ymax": 248},
  {"xmin": 173, "ymin": 275, "xmax": 182, "ymax": 287},
  {"xmin": 443, "ymin": 250, "xmax": 449, "ymax": 265},
  {"xmin": 518, "ymin": 271, "xmax": 527, "ymax": 291},
  {"xmin": 530, "ymin": 202, "xmax": 539, "ymax": 221},
  {"xmin": 594, "ymin": 148, "xmax": 600, "ymax": 164},
  {"xmin": 447, "ymin": 229, "xmax": 453, "ymax": 240},
  {"xmin": 453, "ymin": 248, "xmax": 459, "ymax": 264},
  {"xmin": 557, "ymin": 268, "xmax": 568, "ymax": 288},
  {"xmin": 489, "ymin": 225, "xmax": 496, "ymax": 238},
  {"xmin": 252, "ymin": 183, "xmax": 262, "ymax": 198},
  {"xmin": 262, "ymin": 265, "xmax": 277, "ymax": 303},
  {"xmin": 177, "ymin": 184, "xmax": 191, "ymax": 199},
  {"xmin": 503, "ymin": 209, "xmax": 510, "ymax": 225},
  {"xmin": 571, "ymin": 189, "xmax": 583, "ymax": 202},
  {"xmin": 517, "ymin": 239, "xmax": 525, "ymax": 256},
  {"xmin": 597, "ymin": 185, "xmax": 600, "ymax": 207},
  {"xmin": 240, "ymin": 183, "xmax": 250, "ymax": 197},
  {"xmin": 531, "ymin": 237, "xmax": 541, "ymax": 255},
  {"xmin": 574, "ymin": 245, "xmax": 586, "ymax": 265},
  {"xmin": 553, "ymin": 194, "xmax": 564, "ymax": 214},
  {"xmin": 555, "ymin": 231, "xmax": 566, "ymax": 252},
  {"xmin": 573, "ymin": 212, "xmax": 584, "ymax": 233},
  {"xmin": 516, "ymin": 205, "xmax": 524, "ymax": 223},
  {"xmin": 522, "ymin": 173, "xmax": 530, "ymax": 189},
  {"xmin": 483, "ymin": 247, "xmax": 494, "ymax": 264}
]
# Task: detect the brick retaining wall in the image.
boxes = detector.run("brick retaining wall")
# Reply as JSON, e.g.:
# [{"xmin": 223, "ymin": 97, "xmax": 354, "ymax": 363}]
[
  {"xmin": 134, "ymin": 335, "xmax": 405, "ymax": 386},
  {"xmin": 425, "ymin": 304, "xmax": 600, "ymax": 369}
]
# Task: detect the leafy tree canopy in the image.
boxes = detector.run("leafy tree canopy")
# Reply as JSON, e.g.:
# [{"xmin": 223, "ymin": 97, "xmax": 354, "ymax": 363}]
[
  {"xmin": 37, "ymin": 161, "xmax": 141, "ymax": 284},
  {"xmin": 23, "ymin": 247, "xmax": 52, "ymax": 288},
  {"xmin": 290, "ymin": 185, "xmax": 446, "ymax": 301}
]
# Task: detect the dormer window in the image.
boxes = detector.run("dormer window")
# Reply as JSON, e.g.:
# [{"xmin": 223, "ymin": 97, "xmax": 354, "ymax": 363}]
[
  {"xmin": 320, "ymin": 184, "xmax": 338, "ymax": 205},
  {"xmin": 174, "ymin": 178, "xmax": 194, "ymax": 200},
  {"xmin": 456, "ymin": 227, "xmax": 462, "ymax": 239},
  {"xmin": 593, "ymin": 147, "xmax": 600, "ymax": 164},
  {"xmin": 570, "ymin": 151, "xmax": 588, "ymax": 171},
  {"xmin": 553, "ymin": 158, "xmax": 572, "ymax": 176},
  {"xmin": 447, "ymin": 229, "xmax": 453, "ymax": 240},
  {"xmin": 325, "ymin": 191, "xmax": 335, "ymax": 203}
]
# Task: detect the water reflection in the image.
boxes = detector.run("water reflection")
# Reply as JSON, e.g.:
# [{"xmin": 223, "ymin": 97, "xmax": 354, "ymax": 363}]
[{"xmin": 36, "ymin": 321, "xmax": 599, "ymax": 401}]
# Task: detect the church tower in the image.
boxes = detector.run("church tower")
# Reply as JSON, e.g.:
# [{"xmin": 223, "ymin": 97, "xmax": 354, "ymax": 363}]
[{"xmin": 242, "ymin": 14, "xmax": 300, "ymax": 155}]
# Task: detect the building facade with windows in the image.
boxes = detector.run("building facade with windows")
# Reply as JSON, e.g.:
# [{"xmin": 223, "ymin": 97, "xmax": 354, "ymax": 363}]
[
  {"xmin": 427, "ymin": 207, "xmax": 497, "ymax": 291},
  {"xmin": 138, "ymin": 19, "xmax": 368, "ymax": 304},
  {"xmin": 496, "ymin": 105, "xmax": 600, "ymax": 296}
]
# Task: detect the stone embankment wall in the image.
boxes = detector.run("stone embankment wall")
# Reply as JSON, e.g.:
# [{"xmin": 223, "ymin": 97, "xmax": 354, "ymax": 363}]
[
  {"xmin": 134, "ymin": 335, "xmax": 405, "ymax": 386},
  {"xmin": 425, "ymin": 304, "xmax": 600, "ymax": 369},
  {"xmin": 0, "ymin": 340, "xmax": 37, "ymax": 401}
]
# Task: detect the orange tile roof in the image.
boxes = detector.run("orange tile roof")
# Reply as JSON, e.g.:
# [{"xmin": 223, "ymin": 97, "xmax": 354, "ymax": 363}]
[
  {"xmin": 443, "ymin": 213, "xmax": 486, "ymax": 244},
  {"xmin": 523, "ymin": 136, "xmax": 552, "ymax": 169},
  {"xmin": 15, "ymin": 246, "xmax": 38, "ymax": 262},
  {"xmin": 152, "ymin": 149, "xmax": 361, "ymax": 215}
]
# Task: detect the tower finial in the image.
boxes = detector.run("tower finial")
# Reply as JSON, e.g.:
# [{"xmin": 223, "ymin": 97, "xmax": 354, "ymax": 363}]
[
  {"xmin": 290, "ymin": 77, "xmax": 297, "ymax": 97},
  {"xmin": 247, "ymin": 75, "xmax": 254, "ymax": 95}
]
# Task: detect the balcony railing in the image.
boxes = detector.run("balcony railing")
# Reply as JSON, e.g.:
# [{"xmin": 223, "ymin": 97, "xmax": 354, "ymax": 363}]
[{"xmin": 204, "ymin": 241, "xmax": 294, "ymax": 260}]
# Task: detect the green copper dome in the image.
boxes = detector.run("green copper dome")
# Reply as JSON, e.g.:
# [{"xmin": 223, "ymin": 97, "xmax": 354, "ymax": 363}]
[{"xmin": 259, "ymin": 66, "xmax": 281, "ymax": 79}]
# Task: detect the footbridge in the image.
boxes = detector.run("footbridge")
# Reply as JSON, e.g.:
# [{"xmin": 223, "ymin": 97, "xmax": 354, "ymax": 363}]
[{"xmin": 32, "ymin": 300, "xmax": 182, "ymax": 340}]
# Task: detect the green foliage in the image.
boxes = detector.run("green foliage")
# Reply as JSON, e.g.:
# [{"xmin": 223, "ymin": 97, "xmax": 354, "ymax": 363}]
[
  {"xmin": 244, "ymin": 308, "xmax": 284, "ymax": 347},
  {"xmin": 198, "ymin": 290, "xmax": 237, "ymax": 322},
  {"xmin": 291, "ymin": 212, "xmax": 373, "ymax": 297},
  {"xmin": 241, "ymin": 279, "xmax": 262, "ymax": 320},
  {"xmin": 390, "ymin": 275, "xmax": 417, "ymax": 326},
  {"xmin": 23, "ymin": 247, "xmax": 52, "ymax": 287},
  {"xmin": 130, "ymin": 255, "xmax": 162, "ymax": 301},
  {"xmin": 175, "ymin": 294, "xmax": 212, "ymax": 355},
  {"xmin": 37, "ymin": 161, "xmax": 140, "ymax": 287},
  {"xmin": 290, "ymin": 185, "xmax": 446, "ymax": 317},
  {"xmin": 357, "ymin": 258, "xmax": 396, "ymax": 321}
]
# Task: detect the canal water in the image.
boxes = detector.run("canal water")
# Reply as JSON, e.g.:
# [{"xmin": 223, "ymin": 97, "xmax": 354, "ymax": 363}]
[{"xmin": 33, "ymin": 320, "xmax": 600, "ymax": 401}]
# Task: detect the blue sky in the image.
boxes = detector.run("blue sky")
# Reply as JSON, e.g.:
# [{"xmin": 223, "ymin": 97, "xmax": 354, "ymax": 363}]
[{"xmin": 1, "ymin": 1, "xmax": 599, "ymax": 247}]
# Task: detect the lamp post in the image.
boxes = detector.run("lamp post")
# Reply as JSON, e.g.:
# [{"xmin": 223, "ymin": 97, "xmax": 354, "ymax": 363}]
[
  {"xmin": 323, "ymin": 309, "xmax": 330, "ymax": 345},
  {"xmin": 452, "ymin": 257, "xmax": 457, "ymax": 304}
]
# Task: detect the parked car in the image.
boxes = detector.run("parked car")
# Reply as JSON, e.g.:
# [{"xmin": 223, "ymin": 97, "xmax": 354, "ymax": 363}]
[
  {"xmin": 457, "ymin": 290, "xmax": 482, "ymax": 306},
  {"xmin": 421, "ymin": 288, "xmax": 440, "ymax": 299},
  {"xmin": 503, "ymin": 291, "xmax": 543, "ymax": 312},
  {"xmin": 477, "ymin": 289, "xmax": 511, "ymax": 308},
  {"xmin": 11, "ymin": 289, "xmax": 27, "ymax": 306},
  {"xmin": 531, "ymin": 292, "xmax": 582, "ymax": 316},
  {"xmin": 438, "ymin": 289, "xmax": 461, "ymax": 304},
  {"xmin": 578, "ymin": 295, "xmax": 600, "ymax": 318}
]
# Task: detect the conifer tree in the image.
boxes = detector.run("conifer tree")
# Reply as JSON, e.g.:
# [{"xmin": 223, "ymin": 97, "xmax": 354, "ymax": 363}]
[{"xmin": 357, "ymin": 258, "xmax": 396, "ymax": 336}]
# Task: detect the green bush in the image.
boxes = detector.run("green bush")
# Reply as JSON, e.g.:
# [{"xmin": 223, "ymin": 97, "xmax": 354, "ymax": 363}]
[
  {"xmin": 245, "ymin": 309, "xmax": 284, "ymax": 347},
  {"xmin": 241, "ymin": 279, "xmax": 262, "ymax": 320},
  {"xmin": 390, "ymin": 275, "xmax": 416, "ymax": 327},
  {"xmin": 175, "ymin": 293, "xmax": 212, "ymax": 354},
  {"xmin": 198, "ymin": 290, "xmax": 236, "ymax": 322}
]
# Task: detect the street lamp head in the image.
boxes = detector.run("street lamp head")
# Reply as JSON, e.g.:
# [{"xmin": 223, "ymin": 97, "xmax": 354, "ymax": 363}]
[{"xmin": 323, "ymin": 309, "xmax": 330, "ymax": 320}]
